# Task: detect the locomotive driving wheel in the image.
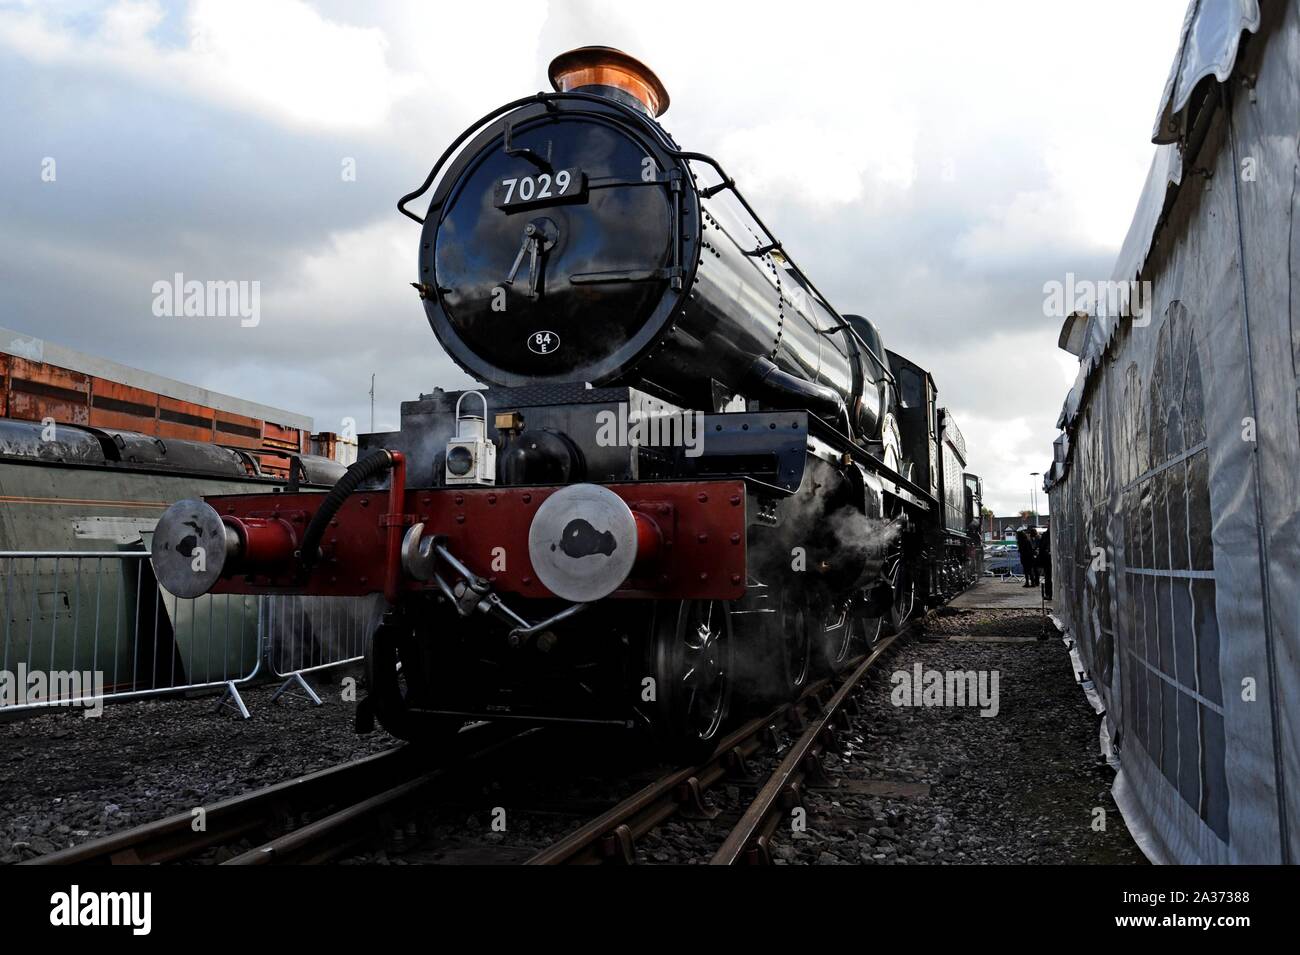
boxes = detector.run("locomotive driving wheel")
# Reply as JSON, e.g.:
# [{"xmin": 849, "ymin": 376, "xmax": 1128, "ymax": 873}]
[
  {"xmin": 855, "ymin": 594, "xmax": 885, "ymax": 649},
  {"xmin": 364, "ymin": 615, "xmax": 461, "ymax": 746},
  {"xmin": 646, "ymin": 599, "xmax": 734, "ymax": 762},
  {"xmin": 887, "ymin": 556, "xmax": 916, "ymax": 633},
  {"xmin": 778, "ymin": 585, "xmax": 815, "ymax": 698},
  {"xmin": 815, "ymin": 597, "xmax": 855, "ymax": 675},
  {"xmin": 732, "ymin": 580, "xmax": 814, "ymax": 707}
]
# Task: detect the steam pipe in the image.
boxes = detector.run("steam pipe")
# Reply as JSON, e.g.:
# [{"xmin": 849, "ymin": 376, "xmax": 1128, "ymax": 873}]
[{"xmin": 745, "ymin": 356, "xmax": 848, "ymax": 427}]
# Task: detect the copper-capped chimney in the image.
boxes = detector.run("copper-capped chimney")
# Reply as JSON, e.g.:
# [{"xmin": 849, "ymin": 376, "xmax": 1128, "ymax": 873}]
[{"xmin": 548, "ymin": 46, "xmax": 670, "ymax": 117}]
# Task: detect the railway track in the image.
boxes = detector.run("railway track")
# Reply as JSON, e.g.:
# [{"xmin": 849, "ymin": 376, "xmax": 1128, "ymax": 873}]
[
  {"xmin": 26, "ymin": 610, "xmax": 922, "ymax": 867},
  {"xmin": 24, "ymin": 722, "xmax": 530, "ymax": 866},
  {"xmin": 528, "ymin": 619, "xmax": 913, "ymax": 865}
]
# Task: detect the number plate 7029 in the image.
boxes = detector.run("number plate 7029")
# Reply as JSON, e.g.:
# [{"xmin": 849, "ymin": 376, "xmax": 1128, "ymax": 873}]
[{"xmin": 494, "ymin": 168, "xmax": 587, "ymax": 210}]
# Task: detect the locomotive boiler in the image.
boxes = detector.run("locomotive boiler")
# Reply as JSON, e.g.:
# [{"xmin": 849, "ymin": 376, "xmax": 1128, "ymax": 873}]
[
  {"xmin": 150, "ymin": 48, "xmax": 981, "ymax": 757},
  {"xmin": 410, "ymin": 47, "xmax": 890, "ymax": 444}
]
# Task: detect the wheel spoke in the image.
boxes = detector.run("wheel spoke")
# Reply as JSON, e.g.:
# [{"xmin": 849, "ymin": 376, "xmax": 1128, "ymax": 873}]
[{"xmin": 653, "ymin": 599, "xmax": 731, "ymax": 744}]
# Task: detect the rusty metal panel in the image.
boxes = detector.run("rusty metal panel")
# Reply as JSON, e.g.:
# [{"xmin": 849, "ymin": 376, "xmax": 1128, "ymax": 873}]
[
  {"xmin": 0, "ymin": 344, "xmax": 313, "ymax": 486},
  {"xmin": 88, "ymin": 376, "xmax": 159, "ymax": 433},
  {"xmin": 311, "ymin": 431, "xmax": 339, "ymax": 460},
  {"xmin": 260, "ymin": 420, "xmax": 304, "ymax": 477},
  {"xmin": 156, "ymin": 393, "xmax": 214, "ymax": 443},
  {"xmin": 257, "ymin": 457, "xmax": 290, "ymax": 478},
  {"xmin": 261, "ymin": 420, "xmax": 304, "ymax": 453},
  {"xmin": 214, "ymin": 410, "xmax": 264, "ymax": 451},
  {"xmin": 6, "ymin": 357, "xmax": 90, "ymax": 425}
]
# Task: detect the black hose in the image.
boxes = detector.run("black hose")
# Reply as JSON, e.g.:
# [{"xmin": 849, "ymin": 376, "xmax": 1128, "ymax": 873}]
[{"xmin": 299, "ymin": 449, "xmax": 395, "ymax": 565}]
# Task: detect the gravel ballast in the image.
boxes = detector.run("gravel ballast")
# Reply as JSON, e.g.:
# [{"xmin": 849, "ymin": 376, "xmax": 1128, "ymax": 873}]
[
  {"xmin": 1, "ymin": 672, "xmax": 388, "ymax": 863},
  {"xmin": 763, "ymin": 606, "xmax": 1145, "ymax": 865},
  {"xmin": 630, "ymin": 605, "xmax": 1144, "ymax": 864},
  {"xmin": 1, "ymin": 605, "xmax": 1144, "ymax": 865}
]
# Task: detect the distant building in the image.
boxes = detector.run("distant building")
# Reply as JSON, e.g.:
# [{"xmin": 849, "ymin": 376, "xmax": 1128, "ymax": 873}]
[{"xmin": 987, "ymin": 514, "xmax": 1050, "ymax": 539}]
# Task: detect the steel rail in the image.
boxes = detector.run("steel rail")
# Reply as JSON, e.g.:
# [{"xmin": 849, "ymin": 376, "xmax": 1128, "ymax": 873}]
[
  {"xmin": 224, "ymin": 728, "xmax": 538, "ymax": 865},
  {"xmin": 710, "ymin": 630, "xmax": 902, "ymax": 865},
  {"xmin": 24, "ymin": 723, "xmax": 510, "ymax": 866},
  {"xmin": 27, "ymin": 611, "xmax": 929, "ymax": 868},
  {"xmin": 523, "ymin": 708, "xmax": 778, "ymax": 865},
  {"xmin": 526, "ymin": 616, "xmax": 916, "ymax": 866}
]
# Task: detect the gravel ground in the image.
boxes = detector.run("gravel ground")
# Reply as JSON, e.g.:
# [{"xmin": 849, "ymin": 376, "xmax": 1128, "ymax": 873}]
[
  {"xmin": 0, "ymin": 669, "xmax": 391, "ymax": 863},
  {"xmin": 338, "ymin": 728, "xmax": 668, "ymax": 865},
  {"xmin": 764, "ymin": 607, "xmax": 1144, "ymax": 864},
  {"xmin": 632, "ymin": 607, "xmax": 1144, "ymax": 864},
  {"xmin": 0, "ymin": 674, "xmax": 681, "ymax": 866},
  {"xmin": 1, "ymin": 607, "xmax": 1144, "ymax": 866}
]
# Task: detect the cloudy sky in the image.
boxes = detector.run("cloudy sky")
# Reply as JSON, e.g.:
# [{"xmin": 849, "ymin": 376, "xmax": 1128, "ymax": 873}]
[{"xmin": 0, "ymin": 0, "xmax": 1190, "ymax": 514}]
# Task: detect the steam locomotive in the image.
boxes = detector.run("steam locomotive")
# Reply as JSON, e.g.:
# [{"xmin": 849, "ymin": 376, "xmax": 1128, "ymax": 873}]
[{"xmin": 151, "ymin": 48, "xmax": 983, "ymax": 757}]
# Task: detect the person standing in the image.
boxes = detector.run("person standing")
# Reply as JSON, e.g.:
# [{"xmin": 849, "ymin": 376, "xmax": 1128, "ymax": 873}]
[
  {"xmin": 1025, "ymin": 527, "xmax": 1041, "ymax": 588},
  {"xmin": 1039, "ymin": 528, "xmax": 1053, "ymax": 599},
  {"xmin": 1015, "ymin": 529, "xmax": 1035, "ymax": 587}
]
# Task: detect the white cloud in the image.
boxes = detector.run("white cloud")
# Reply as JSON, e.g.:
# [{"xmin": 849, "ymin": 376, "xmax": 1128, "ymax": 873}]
[
  {"xmin": 926, "ymin": 327, "xmax": 1066, "ymax": 514},
  {"xmin": 0, "ymin": 0, "xmax": 422, "ymax": 131},
  {"xmin": 716, "ymin": 113, "xmax": 917, "ymax": 207},
  {"xmin": 273, "ymin": 216, "xmax": 413, "ymax": 323},
  {"xmin": 952, "ymin": 135, "xmax": 1157, "ymax": 272},
  {"xmin": 957, "ymin": 412, "xmax": 1051, "ymax": 517}
]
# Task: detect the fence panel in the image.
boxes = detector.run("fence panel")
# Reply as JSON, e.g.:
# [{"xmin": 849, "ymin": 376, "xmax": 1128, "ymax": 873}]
[
  {"xmin": 263, "ymin": 591, "xmax": 383, "ymax": 680},
  {"xmin": 0, "ymin": 551, "xmax": 261, "ymax": 713}
]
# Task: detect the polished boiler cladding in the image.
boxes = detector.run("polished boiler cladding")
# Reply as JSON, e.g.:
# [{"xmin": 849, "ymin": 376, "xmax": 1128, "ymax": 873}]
[
  {"xmin": 153, "ymin": 47, "xmax": 984, "ymax": 758},
  {"xmin": 411, "ymin": 47, "xmax": 886, "ymax": 439}
]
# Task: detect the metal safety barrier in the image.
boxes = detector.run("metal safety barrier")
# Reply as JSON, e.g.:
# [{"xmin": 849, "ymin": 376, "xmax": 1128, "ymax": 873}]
[
  {"xmin": 0, "ymin": 551, "xmax": 379, "ymax": 718},
  {"xmin": 262, "ymin": 590, "xmax": 384, "ymax": 707}
]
